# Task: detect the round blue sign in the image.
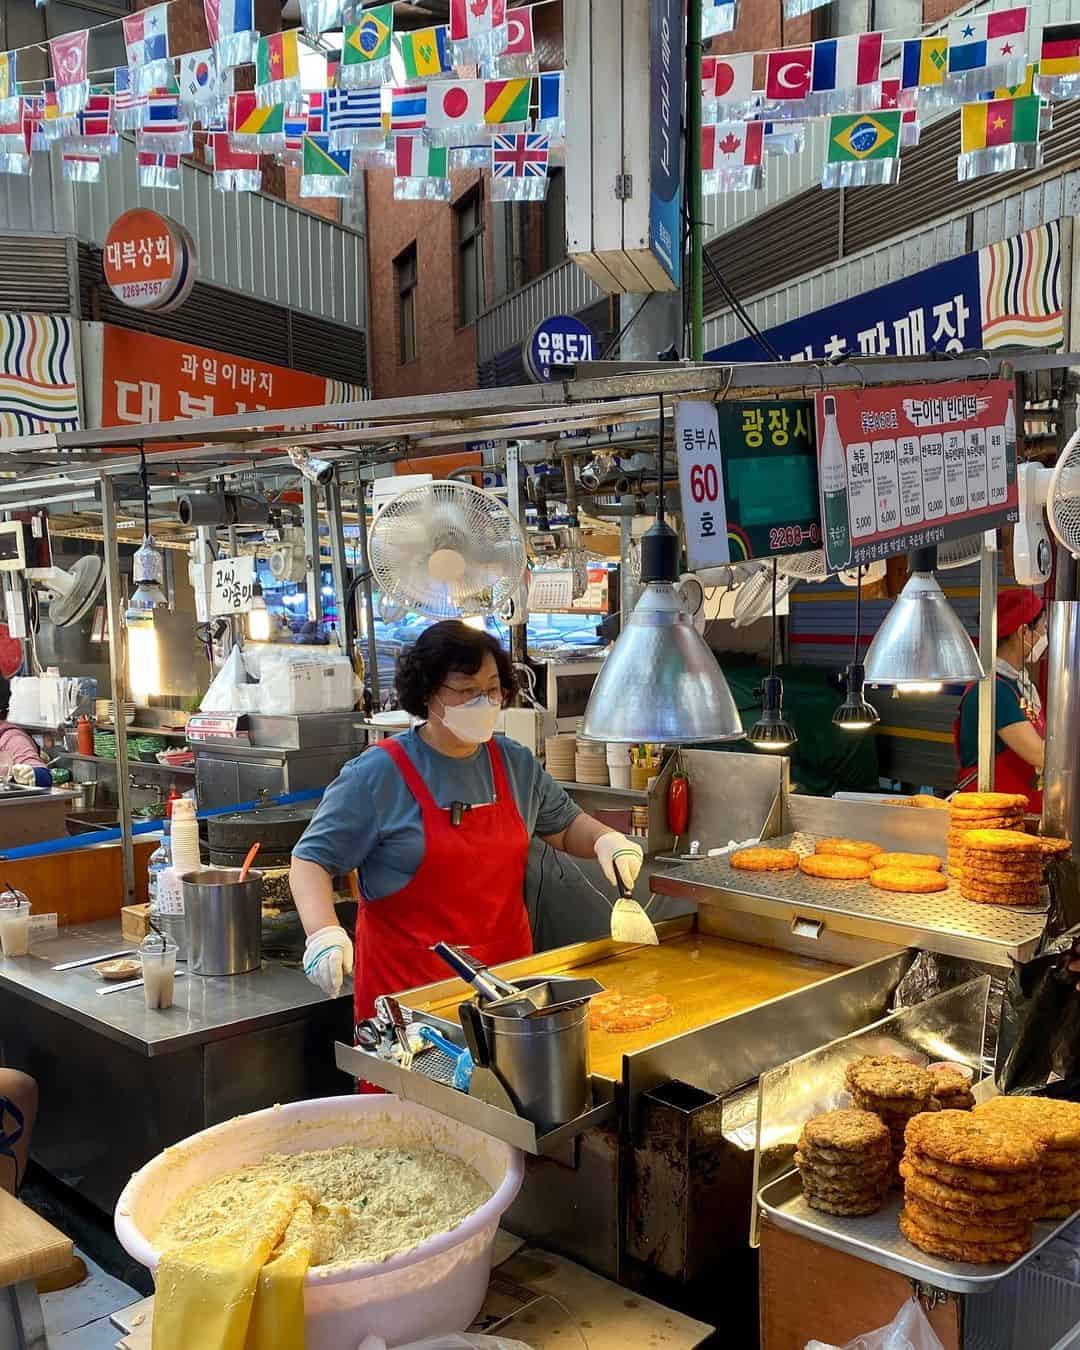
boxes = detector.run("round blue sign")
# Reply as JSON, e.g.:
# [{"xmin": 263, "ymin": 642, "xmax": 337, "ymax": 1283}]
[{"xmin": 524, "ymin": 315, "xmax": 596, "ymax": 383}]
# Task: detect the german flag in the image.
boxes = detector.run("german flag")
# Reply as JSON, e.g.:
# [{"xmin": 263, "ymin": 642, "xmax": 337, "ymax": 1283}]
[{"xmin": 1040, "ymin": 22, "xmax": 1080, "ymax": 78}]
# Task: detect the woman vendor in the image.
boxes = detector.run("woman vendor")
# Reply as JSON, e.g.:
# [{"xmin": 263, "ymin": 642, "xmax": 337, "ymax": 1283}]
[
  {"xmin": 0, "ymin": 676, "xmax": 51, "ymax": 787},
  {"xmin": 290, "ymin": 620, "xmax": 643, "ymax": 1017},
  {"xmin": 954, "ymin": 587, "xmax": 1047, "ymax": 812}
]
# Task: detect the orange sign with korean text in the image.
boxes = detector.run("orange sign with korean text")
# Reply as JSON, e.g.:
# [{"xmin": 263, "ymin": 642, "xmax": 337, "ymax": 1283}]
[
  {"xmin": 102, "ymin": 210, "xmax": 196, "ymax": 313},
  {"xmin": 99, "ymin": 325, "xmax": 358, "ymax": 436}
]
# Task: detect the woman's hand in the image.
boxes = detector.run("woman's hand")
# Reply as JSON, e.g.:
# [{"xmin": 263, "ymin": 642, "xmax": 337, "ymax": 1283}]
[
  {"xmin": 594, "ymin": 832, "xmax": 644, "ymax": 890},
  {"xmin": 302, "ymin": 926, "xmax": 354, "ymax": 998}
]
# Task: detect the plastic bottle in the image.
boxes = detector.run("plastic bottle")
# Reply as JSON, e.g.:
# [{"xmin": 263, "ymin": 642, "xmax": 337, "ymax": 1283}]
[
  {"xmin": 819, "ymin": 395, "xmax": 852, "ymax": 570},
  {"xmin": 147, "ymin": 819, "xmax": 171, "ymax": 914},
  {"xmin": 76, "ymin": 716, "xmax": 94, "ymax": 756}
]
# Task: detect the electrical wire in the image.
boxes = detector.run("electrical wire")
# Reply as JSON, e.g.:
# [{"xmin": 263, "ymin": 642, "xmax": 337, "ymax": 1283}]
[
  {"xmin": 770, "ymin": 556, "xmax": 778, "ymax": 677},
  {"xmin": 138, "ymin": 448, "xmax": 151, "ymax": 539},
  {"xmin": 701, "ymin": 248, "xmax": 783, "ymax": 362},
  {"xmin": 853, "ymin": 563, "xmax": 863, "ymax": 663},
  {"xmin": 599, "ymin": 291, "xmax": 656, "ymax": 361}
]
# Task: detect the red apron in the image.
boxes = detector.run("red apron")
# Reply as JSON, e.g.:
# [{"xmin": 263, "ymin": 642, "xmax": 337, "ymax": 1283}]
[
  {"xmin": 953, "ymin": 677, "xmax": 1045, "ymax": 813},
  {"xmin": 353, "ymin": 736, "xmax": 533, "ymax": 1024}
]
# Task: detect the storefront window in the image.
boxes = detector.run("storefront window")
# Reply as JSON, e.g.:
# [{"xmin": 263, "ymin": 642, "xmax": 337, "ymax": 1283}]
[
  {"xmin": 456, "ymin": 188, "xmax": 484, "ymax": 327},
  {"xmin": 395, "ymin": 243, "xmax": 417, "ymax": 364}
]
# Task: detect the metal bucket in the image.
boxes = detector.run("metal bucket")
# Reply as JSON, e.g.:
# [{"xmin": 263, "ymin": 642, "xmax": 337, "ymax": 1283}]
[
  {"xmin": 480, "ymin": 999, "xmax": 591, "ymax": 1133},
  {"xmin": 180, "ymin": 867, "xmax": 263, "ymax": 976}
]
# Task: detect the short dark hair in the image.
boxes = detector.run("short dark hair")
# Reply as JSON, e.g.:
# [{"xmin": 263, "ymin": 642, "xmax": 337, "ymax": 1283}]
[
  {"xmin": 395, "ymin": 621, "xmax": 515, "ymax": 718},
  {"xmin": 0, "ymin": 675, "xmax": 9, "ymax": 720}
]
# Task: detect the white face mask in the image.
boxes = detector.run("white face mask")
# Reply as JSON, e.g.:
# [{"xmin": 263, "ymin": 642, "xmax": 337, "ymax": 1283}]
[
  {"xmin": 1029, "ymin": 633, "xmax": 1048, "ymax": 663},
  {"xmin": 433, "ymin": 693, "xmax": 501, "ymax": 745}
]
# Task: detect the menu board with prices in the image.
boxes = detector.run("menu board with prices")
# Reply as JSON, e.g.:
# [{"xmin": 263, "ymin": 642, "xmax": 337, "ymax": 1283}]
[{"xmin": 814, "ymin": 379, "xmax": 1019, "ymax": 571}]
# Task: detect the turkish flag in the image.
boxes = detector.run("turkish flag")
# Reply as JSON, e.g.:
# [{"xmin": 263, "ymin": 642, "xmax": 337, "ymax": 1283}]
[{"xmin": 765, "ymin": 47, "xmax": 813, "ymax": 100}]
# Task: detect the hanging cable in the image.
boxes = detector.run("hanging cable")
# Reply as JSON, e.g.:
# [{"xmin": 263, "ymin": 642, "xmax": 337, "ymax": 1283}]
[
  {"xmin": 770, "ymin": 557, "xmax": 778, "ymax": 676},
  {"xmin": 599, "ymin": 292, "xmax": 656, "ymax": 361},
  {"xmin": 656, "ymin": 393, "xmax": 666, "ymax": 523},
  {"xmin": 853, "ymin": 563, "xmax": 863, "ymax": 662},
  {"xmin": 139, "ymin": 447, "xmax": 151, "ymax": 539},
  {"xmin": 702, "ymin": 248, "xmax": 783, "ymax": 362}
]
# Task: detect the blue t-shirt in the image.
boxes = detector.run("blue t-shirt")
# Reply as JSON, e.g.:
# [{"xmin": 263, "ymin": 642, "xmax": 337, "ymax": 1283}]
[
  {"xmin": 957, "ymin": 673, "xmax": 1027, "ymax": 766},
  {"xmin": 293, "ymin": 729, "xmax": 581, "ymax": 900}
]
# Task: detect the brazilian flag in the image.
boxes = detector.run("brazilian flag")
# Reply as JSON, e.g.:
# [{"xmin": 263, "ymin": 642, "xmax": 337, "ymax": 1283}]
[
  {"xmin": 827, "ymin": 111, "xmax": 901, "ymax": 163},
  {"xmin": 344, "ymin": 4, "xmax": 392, "ymax": 66}
]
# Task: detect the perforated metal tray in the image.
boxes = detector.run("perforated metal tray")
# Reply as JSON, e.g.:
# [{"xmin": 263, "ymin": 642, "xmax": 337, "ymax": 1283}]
[
  {"xmin": 759, "ymin": 1170, "xmax": 1079, "ymax": 1295},
  {"xmin": 651, "ymin": 835, "xmax": 1047, "ymax": 967}
]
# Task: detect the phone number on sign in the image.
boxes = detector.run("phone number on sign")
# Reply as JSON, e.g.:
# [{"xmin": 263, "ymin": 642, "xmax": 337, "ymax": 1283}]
[{"xmin": 769, "ymin": 524, "xmax": 820, "ymax": 550}]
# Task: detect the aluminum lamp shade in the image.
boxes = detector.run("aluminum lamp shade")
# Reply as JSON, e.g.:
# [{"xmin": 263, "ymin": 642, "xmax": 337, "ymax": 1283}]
[
  {"xmin": 833, "ymin": 663, "xmax": 880, "ymax": 730},
  {"xmin": 747, "ymin": 674, "xmax": 797, "ymax": 751},
  {"xmin": 864, "ymin": 571, "xmax": 984, "ymax": 689},
  {"xmin": 581, "ymin": 582, "xmax": 744, "ymax": 744}
]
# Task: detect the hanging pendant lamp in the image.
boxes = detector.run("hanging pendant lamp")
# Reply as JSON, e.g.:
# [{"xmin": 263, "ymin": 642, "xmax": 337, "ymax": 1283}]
[
  {"xmin": 581, "ymin": 397, "xmax": 744, "ymax": 744},
  {"xmin": 834, "ymin": 566, "xmax": 880, "ymax": 730},
  {"xmin": 747, "ymin": 558, "xmax": 797, "ymax": 751}
]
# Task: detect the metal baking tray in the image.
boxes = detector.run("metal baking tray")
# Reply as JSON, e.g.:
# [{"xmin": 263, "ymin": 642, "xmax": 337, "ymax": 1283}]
[
  {"xmin": 759, "ymin": 1170, "xmax": 1080, "ymax": 1295},
  {"xmin": 651, "ymin": 833, "xmax": 1048, "ymax": 967}
]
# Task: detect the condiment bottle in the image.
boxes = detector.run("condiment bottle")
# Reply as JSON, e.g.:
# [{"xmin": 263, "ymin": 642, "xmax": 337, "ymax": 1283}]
[{"xmin": 77, "ymin": 716, "xmax": 94, "ymax": 756}]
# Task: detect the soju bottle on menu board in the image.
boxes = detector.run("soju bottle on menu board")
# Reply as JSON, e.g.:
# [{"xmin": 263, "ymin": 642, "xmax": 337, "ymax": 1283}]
[
  {"xmin": 820, "ymin": 396, "xmax": 852, "ymax": 570},
  {"xmin": 1005, "ymin": 399, "xmax": 1017, "ymax": 489}
]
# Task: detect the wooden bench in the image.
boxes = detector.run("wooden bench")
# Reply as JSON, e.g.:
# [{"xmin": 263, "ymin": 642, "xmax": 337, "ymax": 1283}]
[{"xmin": 0, "ymin": 1187, "xmax": 73, "ymax": 1350}]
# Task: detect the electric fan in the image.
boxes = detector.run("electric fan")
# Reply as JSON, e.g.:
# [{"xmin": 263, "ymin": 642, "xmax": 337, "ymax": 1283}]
[
  {"xmin": 1048, "ymin": 428, "xmax": 1080, "ymax": 559},
  {"xmin": 368, "ymin": 480, "xmax": 528, "ymax": 619}
]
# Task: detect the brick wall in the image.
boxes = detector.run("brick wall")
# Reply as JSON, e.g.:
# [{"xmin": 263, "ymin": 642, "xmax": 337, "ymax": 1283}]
[{"xmin": 365, "ymin": 167, "xmax": 484, "ymax": 399}]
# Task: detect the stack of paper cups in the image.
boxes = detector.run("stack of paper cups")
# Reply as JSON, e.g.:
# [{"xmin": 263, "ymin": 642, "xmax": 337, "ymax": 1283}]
[
  {"xmin": 545, "ymin": 734, "xmax": 576, "ymax": 781},
  {"xmin": 606, "ymin": 743, "xmax": 631, "ymax": 789},
  {"xmin": 575, "ymin": 739, "xmax": 609, "ymax": 786}
]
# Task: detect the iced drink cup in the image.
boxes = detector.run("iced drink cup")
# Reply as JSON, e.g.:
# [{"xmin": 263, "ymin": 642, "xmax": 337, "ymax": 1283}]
[
  {"xmin": 139, "ymin": 935, "xmax": 178, "ymax": 1009},
  {"xmin": 0, "ymin": 898, "xmax": 31, "ymax": 957}
]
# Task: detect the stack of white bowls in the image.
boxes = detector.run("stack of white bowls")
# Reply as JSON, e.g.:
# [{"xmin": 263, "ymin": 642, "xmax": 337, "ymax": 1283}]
[
  {"xmin": 575, "ymin": 739, "xmax": 609, "ymax": 786},
  {"xmin": 545, "ymin": 734, "xmax": 576, "ymax": 782}
]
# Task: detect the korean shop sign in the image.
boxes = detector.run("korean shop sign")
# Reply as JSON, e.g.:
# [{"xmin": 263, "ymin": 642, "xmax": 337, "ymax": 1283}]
[
  {"xmin": 210, "ymin": 555, "xmax": 256, "ymax": 617},
  {"xmin": 676, "ymin": 400, "xmax": 730, "ymax": 569},
  {"xmin": 717, "ymin": 400, "xmax": 820, "ymax": 559},
  {"xmin": 102, "ymin": 209, "xmax": 196, "ymax": 313},
  {"xmin": 523, "ymin": 315, "xmax": 595, "ymax": 382},
  {"xmin": 815, "ymin": 379, "xmax": 1019, "ymax": 572}
]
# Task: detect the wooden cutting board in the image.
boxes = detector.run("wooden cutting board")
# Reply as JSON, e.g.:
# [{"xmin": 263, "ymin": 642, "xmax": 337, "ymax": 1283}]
[{"xmin": 413, "ymin": 933, "xmax": 842, "ymax": 1080}]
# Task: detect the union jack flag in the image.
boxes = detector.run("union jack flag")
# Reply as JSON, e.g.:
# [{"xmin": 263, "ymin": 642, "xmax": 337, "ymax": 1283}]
[{"xmin": 491, "ymin": 131, "xmax": 549, "ymax": 179}]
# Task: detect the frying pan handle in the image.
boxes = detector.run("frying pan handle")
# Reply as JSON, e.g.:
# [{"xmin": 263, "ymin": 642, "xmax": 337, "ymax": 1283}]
[{"xmin": 459, "ymin": 1001, "xmax": 492, "ymax": 1067}]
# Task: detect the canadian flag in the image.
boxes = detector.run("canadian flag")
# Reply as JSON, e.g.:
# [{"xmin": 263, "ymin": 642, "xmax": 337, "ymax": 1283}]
[
  {"xmin": 450, "ymin": 0, "xmax": 506, "ymax": 41},
  {"xmin": 765, "ymin": 47, "xmax": 813, "ymax": 101},
  {"xmin": 702, "ymin": 120, "xmax": 764, "ymax": 169}
]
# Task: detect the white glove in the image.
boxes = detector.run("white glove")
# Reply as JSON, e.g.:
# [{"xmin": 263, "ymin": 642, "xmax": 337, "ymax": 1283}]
[
  {"xmin": 594, "ymin": 833, "xmax": 644, "ymax": 890},
  {"xmin": 302, "ymin": 925, "xmax": 353, "ymax": 998},
  {"xmin": 11, "ymin": 764, "xmax": 35, "ymax": 788}
]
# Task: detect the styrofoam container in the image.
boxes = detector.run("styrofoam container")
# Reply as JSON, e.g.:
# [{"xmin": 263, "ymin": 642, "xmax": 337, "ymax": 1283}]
[
  {"xmin": 605, "ymin": 743, "xmax": 631, "ymax": 766},
  {"xmin": 114, "ymin": 1095, "xmax": 523, "ymax": 1350}
]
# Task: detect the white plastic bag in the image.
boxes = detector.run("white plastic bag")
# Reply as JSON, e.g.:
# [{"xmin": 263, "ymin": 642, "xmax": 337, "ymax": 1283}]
[
  {"xmin": 199, "ymin": 645, "xmax": 252, "ymax": 713},
  {"xmin": 251, "ymin": 645, "xmax": 357, "ymax": 714},
  {"xmin": 356, "ymin": 1337, "xmax": 534, "ymax": 1350},
  {"xmin": 806, "ymin": 1298, "xmax": 945, "ymax": 1350}
]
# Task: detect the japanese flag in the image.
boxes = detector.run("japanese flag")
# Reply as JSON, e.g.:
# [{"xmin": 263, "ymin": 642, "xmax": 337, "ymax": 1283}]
[
  {"xmin": 425, "ymin": 80, "xmax": 485, "ymax": 133},
  {"xmin": 713, "ymin": 52, "xmax": 756, "ymax": 106}
]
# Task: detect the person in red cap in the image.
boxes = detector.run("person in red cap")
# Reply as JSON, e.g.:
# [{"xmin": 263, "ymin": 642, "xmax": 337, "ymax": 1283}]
[{"xmin": 954, "ymin": 587, "xmax": 1048, "ymax": 810}]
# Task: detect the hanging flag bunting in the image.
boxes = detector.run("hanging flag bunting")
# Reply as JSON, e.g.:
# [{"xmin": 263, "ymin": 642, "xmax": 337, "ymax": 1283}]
[
  {"xmin": 981, "ymin": 64, "xmax": 1053, "ymax": 132},
  {"xmin": 764, "ymin": 47, "xmax": 812, "ymax": 105},
  {"xmin": 702, "ymin": 120, "xmax": 764, "ymax": 192},
  {"xmin": 62, "ymin": 150, "xmax": 102, "ymax": 182},
  {"xmin": 256, "ymin": 30, "xmax": 301, "ymax": 106},
  {"xmin": 306, "ymin": 88, "xmax": 326, "ymax": 132},
  {"xmin": 821, "ymin": 110, "xmax": 901, "ymax": 188},
  {"xmin": 1037, "ymin": 23, "xmax": 1080, "ymax": 100},
  {"xmin": 341, "ymin": 5, "xmax": 393, "ymax": 87},
  {"xmin": 450, "ymin": 0, "xmax": 507, "ymax": 66},
  {"xmin": 424, "ymin": 79, "xmax": 484, "ymax": 144},
  {"xmin": 535, "ymin": 70, "xmax": 563, "ymax": 140},
  {"xmin": 484, "ymin": 76, "xmax": 530, "ymax": 129},
  {"xmin": 759, "ymin": 120, "xmax": 805, "ymax": 156},
  {"xmin": 947, "ymin": 7, "xmax": 1029, "ymax": 99},
  {"xmin": 22, "ymin": 96, "xmax": 46, "ymax": 153},
  {"xmin": 63, "ymin": 91, "xmax": 119, "ymax": 155},
  {"xmin": 399, "ymin": 25, "xmax": 452, "ymax": 80},
  {"xmin": 803, "ymin": 32, "xmax": 884, "ymax": 116},
  {"xmin": 782, "ymin": 0, "xmax": 829, "ymax": 18},
  {"xmin": 0, "ymin": 101, "xmax": 29, "ymax": 173},
  {"xmin": 210, "ymin": 130, "xmax": 261, "ymax": 190},
  {"xmin": 140, "ymin": 91, "xmax": 193, "ymax": 152},
  {"xmin": 281, "ymin": 107, "xmax": 308, "ymax": 162},
  {"xmin": 704, "ymin": 52, "xmax": 761, "ymax": 122},
  {"xmin": 229, "ymin": 90, "xmax": 286, "ymax": 150},
  {"xmin": 113, "ymin": 67, "xmax": 148, "ymax": 130},
  {"xmin": 122, "ymin": 5, "xmax": 171, "ymax": 95},
  {"xmin": 388, "ymin": 84, "xmax": 427, "ymax": 132},
  {"xmin": 178, "ymin": 49, "xmax": 223, "ymax": 116},
  {"xmin": 899, "ymin": 35, "xmax": 949, "ymax": 111},
  {"xmin": 299, "ymin": 0, "xmax": 344, "ymax": 38},
  {"xmin": 491, "ymin": 130, "xmax": 548, "ymax": 201},
  {"xmin": 485, "ymin": 8, "xmax": 537, "ymax": 78},
  {"xmin": 40, "ymin": 86, "xmax": 79, "ymax": 141},
  {"xmin": 393, "ymin": 132, "xmax": 450, "ymax": 199},
  {"xmin": 49, "ymin": 30, "xmax": 89, "ymax": 116},
  {"xmin": 300, "ymin": 131, "xmax": 352, "ymax": 196},
  {"xmin": 702, "ymin": 0, "xmax": 736, "ymax": 39},
  {"xmin": 958, "ymin": 93, "xmax": 1041, "ymax": 181},
  {"xmin": 878, "ymin": 79, "xmax": 920, "ymax": 148},
  {"xmin": 448, "ymin": 144, "xmax": 490, "ymax": 167},
  {"xmin": 206, "ymin": 0, "xmax": 259, "ymax": 71},
  {"xmin": 136, "ymin": 148, "xmax": 180, "ymax": 188},
  {"xmin": 0, "ymin": 51, "xmax": 18, "ymax": 124},
  {"xmin": 325, "ymin": 86, "xmax": 383, "ymax": 149}
]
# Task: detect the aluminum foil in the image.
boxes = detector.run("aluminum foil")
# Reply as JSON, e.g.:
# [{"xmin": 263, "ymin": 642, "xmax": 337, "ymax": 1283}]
[{"xmin": 893, "ymin": 950, "xmax": 1004, "ymax": 1075}]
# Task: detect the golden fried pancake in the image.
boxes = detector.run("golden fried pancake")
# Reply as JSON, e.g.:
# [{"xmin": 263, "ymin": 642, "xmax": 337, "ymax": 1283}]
[
  {"xmin": 903, "ymin": 1196, "xmax": 1031, "ymax": 1244},
  {"xmin": 806, "ymin": 1191, "xmax": 887, "ymax": 1217},
  {"xmin": 905, "ymin": 1110, "xmax": 1044, "ymax": 1171},
  {"xmin": 800, "ymin": 853, "xmax": 874, "ymax": 880},
  {"xmin": 846, "ymin": 1055, "xmax": 934, "ymax": 1102},
  {"xmin": 908, "ymin": 1152, "xmax": 1026, "ymax": 1192},
  {"xmin": 800, "ymin": 1108, "xmax": 890, "ymax": 1154},
  {"xmin": 959, "ymin": 863, "xmax": 1043, "ymax": 885},
  {"xmin": 1039, "ymin": 836, "xmax": 1073, "ymax": 858},
  {"xmin": 913, "ymin": 795, "xmax": 949, "ymax": 810},
  {"xmin": 815, "ymin": 838, "xmax": 882, "ymax": 860},
  {"xmin": 794, "ymin": 1151, "xmax": 891, "ymax": 1182},
  {"xmin": 961, "ymin": 829, "xmax": 1042, "ymax": 854},
  {"xmin": 900, "ymin": 1163, "xmax": 1038, "ymax": 1215},
  {"xmin": 870, "ymin": 867, "xmax": 948, "ymax": 894},
  {"xmin": 960, "ymin": 882, "xmax": 1041, "ymax": 907},
  {"xmin": 899, "ymin": 1210, "xmax": 1031, "ymax": 1264},
  {"xmin": 869, "ymin": 852, "xmax": 943, "ymax": 872},
  {"xmin": 730, "ymin": 846, "xmax": 800, "ymax": 872},
  {"xmin": 975, "ymin": 1097, "xmax": 1080, "ymax": 1151},
  {"xmin": 951, "ymin": 792, "xmax": 1030, "ymax": 812}
]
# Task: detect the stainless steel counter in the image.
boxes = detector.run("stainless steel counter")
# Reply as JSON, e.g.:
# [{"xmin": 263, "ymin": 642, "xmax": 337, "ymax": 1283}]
[
  {"xmin": 0, "ymin": 919, "xmax": 351, "ymax": 1056},
  {"xmin": 0, "ymin": 919, "xmax": 354, "ymax": 1211}
]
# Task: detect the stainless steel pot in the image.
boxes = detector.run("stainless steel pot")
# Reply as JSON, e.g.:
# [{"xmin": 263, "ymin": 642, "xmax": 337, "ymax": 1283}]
[
  {"xmin": 180, "ymin": 867, "xmax": 263, "ymax": 976},
  {"xmin": 479, "ymin": 991, "xmax": 591, "ymax": 1132}
]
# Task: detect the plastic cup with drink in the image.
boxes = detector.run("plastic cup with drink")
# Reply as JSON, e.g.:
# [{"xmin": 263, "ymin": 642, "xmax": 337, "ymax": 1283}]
[
  {"xmin": 0, "ymin": 888, "xmax": 30, "ymax": 957},
  {"xmin": 139, "ymin": 931, "xmax": 179, "ymax": 1010}
]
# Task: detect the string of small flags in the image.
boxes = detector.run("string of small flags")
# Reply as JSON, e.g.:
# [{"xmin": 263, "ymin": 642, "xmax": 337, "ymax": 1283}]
[
  {"xmin": 699, "ymin": 8, "xmax": 1080, "ymax": 195},
  {"xmin": 0, "ymin": 0, "xmax": 561, "ymax": 199}
]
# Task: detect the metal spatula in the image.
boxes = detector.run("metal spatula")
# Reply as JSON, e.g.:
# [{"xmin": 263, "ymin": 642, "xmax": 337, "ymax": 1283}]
[{"xmin": 610, "ymin": 859, "xmax": 659, "ymax": 946}]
